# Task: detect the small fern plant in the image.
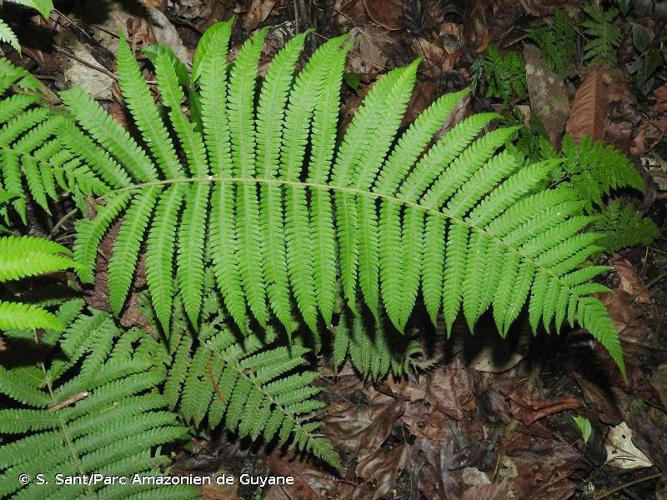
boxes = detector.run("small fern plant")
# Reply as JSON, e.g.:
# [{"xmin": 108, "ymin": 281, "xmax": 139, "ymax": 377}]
[
  {"xmin": 525, "ymin": 8, "xmax": 577, "ymax": 75},
  {"xmin": 1, "ymin": 20, "xmax": 628, "ymax": 375},
  {"xmin": 0, "ymin": 0, "xmax": 53, "ymax": 51},
  {"xmin": 593, "ymin": 199, "xmax": 659, "ymax": 254},
  {"xmin": 0, "ymin": 299, "xmax": 198, "ymax": 499},
  {"xmin": 580, "ymin": 2, "xmax": 622, "ymax": 64},
  {"xmin": 540, "ymin": 135, "xmax": 659, "ymax": 253},
  {"xmin": 0, "ymin": 236, "xmax": 75, "ymax": 331},
  {"xmin": 470, "ymin": 44, "xmax": 528, "ymax": 107}
]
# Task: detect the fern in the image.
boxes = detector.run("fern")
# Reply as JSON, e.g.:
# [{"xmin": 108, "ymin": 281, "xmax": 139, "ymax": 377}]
[
  {"xmin": 581, "ymin": 3, "xmax": 622, "ymax": 64},
  {"xmin": 470, "ymin": 45, "xmax": 527, "ymax": 107},
  {"xmin": 163, "ymin": 295, "xmax": 341, "ymax": 470},
  {"xmin": 551, "ymin": 135, "xmax": 645, "ymax": 209},
  {"xmin": 0, "ymin": 0, "xmax": 53, "ymax": 51},
  {"xmin": 535, "ymin": 135, "xmax": 658, "ymax": 253},
  {"xmin": 592, "ymin": 199, "xmax": 659, "ymax": 253},
  {"xmin": 0, "ymin": 58, "xmax": 105, "ymax": 224},
  {"xmin": 0, "ymin": 300, "xmax": 197, "ymax": 499},
  {"xmin": 0, "ymin": 236, "xmax": 75, "ymax": 331},
  {"xmin": 332, "ymin": 310, "xmax": 425, "ymax": 381},
  {"xmin": 0, "ymin": 23, "xmax": 629, "ymax": 375},
  {"xmin": 525, "ymin": 8, "xmax": 577, "ymax": 75}
]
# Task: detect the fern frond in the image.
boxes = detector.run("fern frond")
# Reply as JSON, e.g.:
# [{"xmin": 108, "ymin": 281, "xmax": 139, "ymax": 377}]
[
  {"xmin": 0, "ymin": 236, "xmax": 75, "ymax": 332},
  {"xmin": 581, "ymin": 3, "xmax": 622, "ymax": 64},
  {"xmin": 166, "ymin": 321, "xmax": 342, "ymax": 470},
  {"xmin": 593, "ymin": 199, "xmax": 659, "ymax": 253},
  {"xmin": 0, "ymin": 19, "xmax": 20, "ymax": 51},
  {"xmin": 0, "ymin": 303, "xmax": 195, "ymax": 499},
  {"xmin": 36, "ymin": 24, "xmax": 631, "ymax": 376},
  {"xmin": 229, "ymin": 28, "xmax": 269, "ymax": 326},
  {"xmin": 108, "ymin": 188, "xmax": 160, "ymax": 315},
  {"xmin": 333, "ymin": 309, "xmax": 423, "ymax": 380}
]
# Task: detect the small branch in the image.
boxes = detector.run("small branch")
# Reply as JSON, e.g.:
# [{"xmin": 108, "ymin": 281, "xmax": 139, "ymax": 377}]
[
  {"xmin": 48, "ymin": 391, "xmax": 89, "ymax": 412},
  {"xmin": 594, "ymin": 472, "xmax": 662, "ymax": 500}
]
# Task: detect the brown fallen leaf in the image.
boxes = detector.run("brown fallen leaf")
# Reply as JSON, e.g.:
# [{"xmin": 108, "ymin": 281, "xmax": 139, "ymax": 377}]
[
  {"xmin": 504, "ymin": 432, "xmax": 583, "ymax": 500},
  {"xmin": 508, "ymin": 392, "xmax": 581, "ymax": 426},
  {"xmin": 426, "ymin": 357, "xmax": 475, "ymax": 420},
  {"xmin": 346, "ymin": 26, "xmax": 392, "ymax": 78},
  {"xmin": 565, "ymin": 68, "xmax": 608, "ymax": 142},
  {"xmin": 653, "ymin": 83, "xmax": 667, "ymax": 113},
  {"xmin": 202, "ymin": 468, "xmax": 238, "ymax": 500},
  {"xmin": 243, "ymin": 0, "xmax": 279, "ymax": 30},
  {"xmin": 462, "ymin": 484, "xmax": 508, "ymax": 500},
  {"xmin": 140, "ymin": 0, "xmax": 166, "ymax": 11},
  {"xmin": 362, "ymin": 0, "xmax": 405, "ymax": 30},
  {"xmin": 322, "ymin": 400, "xmax": 405, "ymax": 461},
  {"xmin": 354, "ymin": 444, "xmax": 410, "ymax": 499},
  {"xmin": 264, "ymin": 450, "xmax": 335, "ymax": 500},
  {"xmin": 612, "ymin": 257, "xmax": 652, "ymax": 304}
]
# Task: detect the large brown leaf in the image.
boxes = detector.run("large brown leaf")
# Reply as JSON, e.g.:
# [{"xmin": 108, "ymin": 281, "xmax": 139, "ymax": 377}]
[
  {"xmin": 362, "ymin": 0, "xmax": 405, "ymax": 30},
  {"xmin": 565, "ymin": 69, "xmax": 608, "ymax": 142}
]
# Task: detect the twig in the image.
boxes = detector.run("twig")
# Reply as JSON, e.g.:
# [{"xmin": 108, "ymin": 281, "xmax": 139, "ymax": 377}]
[
  {"xmin": 208, "ymin": 358, "xmax": 227, "ymax": 404},
  {"xmin": 49, "ymin": 207, "xmax": 80, "ymax": 238},
  {"xmin": 631, "ymin": 269, "xmax": 667, "ymax": 301},
  {"xmin": 54, "ymin": 45, "xmax": 118, "ymax": 81},
  {"xmin": 48, "ymin": 391, "xmax": 89, "ymax": 412},
  {"xmin": 594, "ymin": 472, "xmax": 662, "ymax": 500}
]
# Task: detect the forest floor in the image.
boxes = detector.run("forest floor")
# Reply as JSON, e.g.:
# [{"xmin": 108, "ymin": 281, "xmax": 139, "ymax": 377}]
[{"xmin": 4, "ymin": 0, "xmax": 667, "ymax": 498}]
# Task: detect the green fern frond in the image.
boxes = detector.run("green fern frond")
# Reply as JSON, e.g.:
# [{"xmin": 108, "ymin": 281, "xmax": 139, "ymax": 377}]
[
  {"xmin": 0, "ymin": 302, "xmax": 196, "ymax": 499},
  {"xmin": 593, "ymin": 199, "xmax": 659, "ymax": 253},
  {"xmin": 0, "ymin": 236, "xmax": 75, "ymax": 332},
  {"xmin": 333, "ymin": 309, "xmax": 424, "ymax": 381},
  {"xmin": 556, "ymin": 136, "xmax": 644, "ymax": 210},
  {"xmin": 0, "ymin": 19, "xmax": 19, "ymax": 52},
  {"xmin": 581, "ymin": 3, "xmax": 622, "ymax": 64},
  {"xmin": 471, "ymin": 45, "xmax": 527, "ymax": 106},
  {"xmin": 165, "ymin": 319, "xmax": 342, "ymax": 470},
  {"xmin": 0, "ymin": 28, "xmax": 628, "ymax": 374},
  {"xmin": 525, "ymin": 8, "xmax": 576, "ymax": 74}
]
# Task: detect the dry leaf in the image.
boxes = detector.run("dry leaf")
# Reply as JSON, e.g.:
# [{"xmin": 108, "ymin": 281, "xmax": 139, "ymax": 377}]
[
  {"xmin": 363, "ymin": 0, "xmax": 405, "ymax": 30},
  {"xmin": 346, "ymin": 26, "xmax": 392, "ymax": 77},
  {"xmin": 605, "ymin": 421, "xmax": 654, "ymax": 469},
  {"xmin": 565, "ymin": 69, "xmax": 608, "ymax": 142},
  {"xmin": 243, "ymin": 0, "xmax": 279, "ymax": 30},
  {"xmin": 653, "ymin": 83, "xmax": 667, "ymax": 113}
]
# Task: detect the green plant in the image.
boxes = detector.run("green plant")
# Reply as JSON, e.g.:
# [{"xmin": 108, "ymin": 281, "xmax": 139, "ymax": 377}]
[
  {"xmin": 626, "ymin": 23, "xmax": 665, "ymax": 95},
  {"xmin": 554, "ymin": 136, "xmax": 644, "ymax": 210},
  {"xmin": 332, "ymin": 310, "xmax": 426, "ymax": 381},
  {"xmin": 0, "ymin": 0, "xmax": 53, "ymax": 51},
  {"xmin": 0, "ymin": 58, "xmax": 103, "ymax": 225},
  {"xmin": 0, "ymin": 20, "xmax": 628, "ymax": 376},
  {"xmin": 592, "ymin": 199, "xmax": 659, "ymax": 254},
  {"xmin": 580, "ymin": 3, "xmax": 622, "ymax": 64},
  {"xmin": 0, "ymin": 236, "xmax": 75, "ymax": 331},
  {"xmin": 539, "ymin": 135, "xmax": 658, "ymax": 253},
  {"xmin": 0, "ymin": 300, "xmax": 198, "ymax": 499},
  {"xmin": 525, "ymin": 8, "xmax": 577, "ymax": 75},
  {"xmin": 470, "ymin": 44, "xmax": 527, "ymax": 107},
  {"xmin": 163, "ymin": 287, "xmax": 341, "ymax": 469},
  {"xmin": 573, "ymin": 415, "xmax": 593, "ymax": 444}
]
